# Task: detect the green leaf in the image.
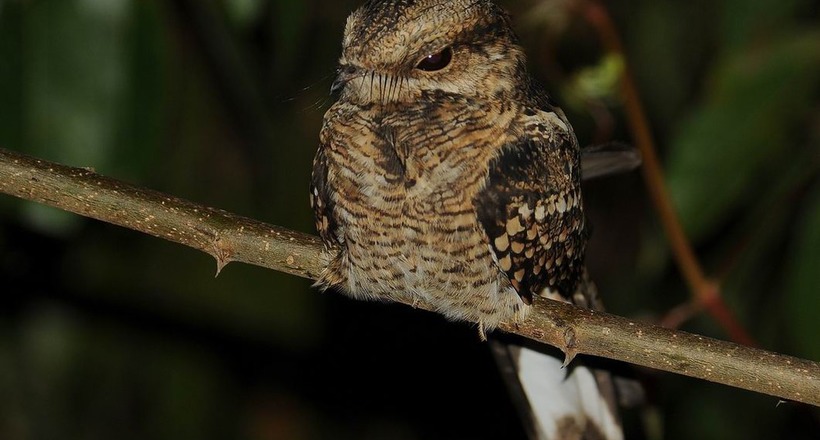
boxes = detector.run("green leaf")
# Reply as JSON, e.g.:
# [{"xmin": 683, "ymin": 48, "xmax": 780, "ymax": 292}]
[
  {"xmin": 785, "ymin": 182, "xmax": 820, "ymax": 360},
  {"xmin": 0, "ymin": 2, "xmax": 23, "ymax": 150},
  {"xmin": 666, "ymin": 31, "xmax": 820, "ymax": 239},
  {"xmin": 19, "ymin": 0, "xmax": 133, "ymax": 234},
  {"xmin": 223, "ymin": 0, "xmax": 267, "ymax": 28},
  {"xmin": 720, "ymin": 0, "xmax": 800, "ymax": 51},
  {"xmin": 273, "ymin": 0, "xmax": 308, "ymax": 75},
  {"xmin": 24, "ymin": 0, "xmax": 131, "ymax": 165},
  {"xmin": 565, "ymin": 53, "xmax": 624, "ymax": 107}
]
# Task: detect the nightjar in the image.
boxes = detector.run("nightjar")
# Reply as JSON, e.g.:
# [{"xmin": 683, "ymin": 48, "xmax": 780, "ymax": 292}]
[{"xmin": 310, "ymin": 1, "xmax": 635, "ymax": 438}]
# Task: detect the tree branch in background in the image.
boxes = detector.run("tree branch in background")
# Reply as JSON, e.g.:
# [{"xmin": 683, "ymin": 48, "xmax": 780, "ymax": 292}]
[
  {"xmin": 578, "ymin": 0, "xmax": 756, "ymax": 346},
  {"xmin": 0, "ymin": 147, "xmax": 817, "ymax": 407}
]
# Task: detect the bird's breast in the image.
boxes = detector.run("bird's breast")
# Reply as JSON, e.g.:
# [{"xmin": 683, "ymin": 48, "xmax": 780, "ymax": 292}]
[{"xmin": 321, "ymin": 100, "xmax": 517, "ymax": 297}]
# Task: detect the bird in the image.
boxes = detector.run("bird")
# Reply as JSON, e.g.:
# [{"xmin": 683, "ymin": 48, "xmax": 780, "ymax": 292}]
[{"xmin": 310, "ymin": 1, "xmax": 634, "ymax": 438}]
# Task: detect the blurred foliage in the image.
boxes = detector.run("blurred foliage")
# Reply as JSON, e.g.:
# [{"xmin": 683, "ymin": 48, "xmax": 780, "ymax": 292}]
[{"xmin": 0, "ymin": 0, "xmax": 818, "ymax": 439}]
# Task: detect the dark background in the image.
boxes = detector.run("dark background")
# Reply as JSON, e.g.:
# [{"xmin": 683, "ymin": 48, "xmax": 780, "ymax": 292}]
[{"xmin": 0, "ymin": 0, "xmax": 818, "ymax": 438}]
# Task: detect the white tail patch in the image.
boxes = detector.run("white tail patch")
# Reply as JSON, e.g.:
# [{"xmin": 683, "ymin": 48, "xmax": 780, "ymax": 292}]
[{"xmin": 510, "ymin": 346, "xmax": 623, "ymax": 440}]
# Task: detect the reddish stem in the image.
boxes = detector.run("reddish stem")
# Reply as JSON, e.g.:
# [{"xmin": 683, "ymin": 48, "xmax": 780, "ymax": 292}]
[{"xmin": 578, "ymin": 0, "xmax": 756, "ymax": 346}]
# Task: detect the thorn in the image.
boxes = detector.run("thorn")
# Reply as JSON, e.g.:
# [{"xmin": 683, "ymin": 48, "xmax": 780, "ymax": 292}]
[
  {"xmin": 561, "ymin": 349, "xmax": 578, "ymax": 368},
  {"xmin": 214, "ymin": 255, "xmax": 230, "ymax": 278},
  {"xmin": 561, "ymin": 327, "xmax": 578, "ymax": 368},
  {"xmin": 212, "ymin": 238, "xmax": 232, "ymax": 278}
]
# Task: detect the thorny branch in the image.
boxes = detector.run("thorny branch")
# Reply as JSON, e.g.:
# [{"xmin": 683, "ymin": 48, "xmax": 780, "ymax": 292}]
[{"xmin": 0, "ymin": 147, "xmax": 818, "ymax": 407}]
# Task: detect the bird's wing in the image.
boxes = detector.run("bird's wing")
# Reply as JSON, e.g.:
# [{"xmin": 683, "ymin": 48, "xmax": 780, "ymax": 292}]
[
  {"xmin": 474, "ymin": 115, "xmax": 624, "ymax": 440},
  {"xmin": 473, "ymin": 127, "xmax": 587, "ymax": 306}
]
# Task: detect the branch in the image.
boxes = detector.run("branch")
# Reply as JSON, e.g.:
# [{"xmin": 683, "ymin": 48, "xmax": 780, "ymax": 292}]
[
  {"xmin": 579, "ymin": 0, "xmax": 756, "ymax": 346},
  {"xmin": 0, "ymin": 147, "xmax": 817, "ymax": 407}
]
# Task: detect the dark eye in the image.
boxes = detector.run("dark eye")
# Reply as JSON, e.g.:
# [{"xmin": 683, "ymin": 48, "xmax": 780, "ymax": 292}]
[{"xmin": 416, "ymin": 47, "xmax": 453, "ymax": 71}]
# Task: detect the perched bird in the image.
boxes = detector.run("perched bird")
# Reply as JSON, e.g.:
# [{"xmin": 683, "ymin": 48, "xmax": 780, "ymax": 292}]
[{"xmin": 310, "ymin": 1, "xmax": 635, "ymax": 438}]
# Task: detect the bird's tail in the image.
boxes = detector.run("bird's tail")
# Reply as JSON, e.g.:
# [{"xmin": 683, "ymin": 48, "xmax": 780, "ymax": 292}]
[
  {"xmin": 491, "ymin": 271, "xmax": 632, "ymax": 440},
  {"xmin": 491, "ymin": 340, "xmax": 623, "ymax": 440}
]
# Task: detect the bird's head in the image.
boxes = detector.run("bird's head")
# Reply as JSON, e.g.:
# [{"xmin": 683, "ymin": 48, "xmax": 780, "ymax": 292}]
[{"xmin": 332, "ymin": 0, "xmax": 528, "ymax": 105}]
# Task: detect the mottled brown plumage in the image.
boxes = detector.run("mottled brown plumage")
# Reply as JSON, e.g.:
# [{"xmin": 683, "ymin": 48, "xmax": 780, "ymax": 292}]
[
  {"xmin": 310, "ymin": 1, "xmax": 626, "ymax": 438},
  {"xmin": 311, "ymin": 0, "xmax": 588, "ymax": 332}
]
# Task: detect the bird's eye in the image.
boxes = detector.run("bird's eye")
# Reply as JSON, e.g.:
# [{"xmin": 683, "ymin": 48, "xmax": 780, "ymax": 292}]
[{"xmin": 416, "ymin": 47, "xmax": 453, "ymax": 72}]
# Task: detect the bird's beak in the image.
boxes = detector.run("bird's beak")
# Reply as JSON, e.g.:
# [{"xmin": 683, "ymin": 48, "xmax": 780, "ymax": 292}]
[{"xmin": 331, "ymin": 64, "xmax": 359, "ymax": 95}]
